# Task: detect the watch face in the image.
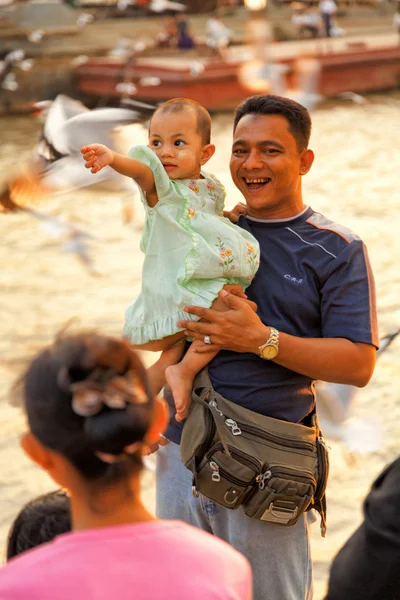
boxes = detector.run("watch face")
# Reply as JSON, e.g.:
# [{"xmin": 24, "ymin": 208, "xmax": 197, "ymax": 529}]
[{"xmin": 261, "ymin": 344, "xmax": 279, "ymax": 360}]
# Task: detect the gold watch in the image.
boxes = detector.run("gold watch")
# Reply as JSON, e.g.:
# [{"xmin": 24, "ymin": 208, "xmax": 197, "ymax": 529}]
[{"xmin": 258, "ymin": 327, "xmax": 280, "ymax": 360}]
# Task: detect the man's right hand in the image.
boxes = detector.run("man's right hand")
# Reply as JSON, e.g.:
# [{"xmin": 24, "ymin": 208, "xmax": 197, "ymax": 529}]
[{"xmin": 81, "ymin": 144, "xmax": 114, "ymax": 173}]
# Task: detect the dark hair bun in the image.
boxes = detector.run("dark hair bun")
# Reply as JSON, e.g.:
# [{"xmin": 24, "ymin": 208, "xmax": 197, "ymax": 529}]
[{"xmin": 23, "ymin": 333, "xmax": 154, "ymax": 480}]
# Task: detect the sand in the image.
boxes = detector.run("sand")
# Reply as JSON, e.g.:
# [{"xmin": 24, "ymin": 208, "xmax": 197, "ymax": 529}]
[{"xmin": 1, "ymin": 93, "xmax": 400, "ymax": 598}]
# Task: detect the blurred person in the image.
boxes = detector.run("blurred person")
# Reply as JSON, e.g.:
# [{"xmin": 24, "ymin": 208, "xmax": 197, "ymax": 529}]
[
  {"xmin": 292, "ymin": 5, "xmax": 322, "ymax": 38},
  {"xmin": 158, "ymin": 94, "xmax": 378, "ymax": 600},
  {"xmin": 324, "ymin": 456, "xmax": 400, "ymax": 600},
  {"xmin": 0, "ymin": 333, "xmax": 252, "ymax": 600},
  {"xmin": 393, "ymin": 8, "xmax": 400, "ymax": 43},
  {"xmin": 7, "ymin": 490, "xmax": 71, "ymax": 560},
  {"xmin": 319, "ymin": 0, "xmax": 337, "ymax": 37},
  {"xmin": 206, "ymin": 13, "xmax": 234, "ymax": 51},
  {"xmin": 156, "ymin": 16, "xmax": 178, "ymax": 48},
  {"xmin": 175, "ymin": 13, "xmax": 195, "ymax": 49},
  {"xmin": 81, "ymin": 98, "xmax": 260, "ymax": 424}
]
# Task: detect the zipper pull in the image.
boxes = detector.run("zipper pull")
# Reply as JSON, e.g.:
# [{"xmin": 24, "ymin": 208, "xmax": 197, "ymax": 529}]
[
  {"xmin": 209, "ymin": 400, "xmax": 224, "ymax": 417},
  {"xmin": 225, "ymin": 418, "xmax": 242, "ymax": 436},
  {"xmin": 256, "ymin": 470, "xmax": 271, "ymax": 490},
  {"xmin": 318, "ymin": 436, "xmax": 331, "ymax": 452},
  {"xmin": 210, "ymin": 461, "xmax": 221, "ymax": 482}
]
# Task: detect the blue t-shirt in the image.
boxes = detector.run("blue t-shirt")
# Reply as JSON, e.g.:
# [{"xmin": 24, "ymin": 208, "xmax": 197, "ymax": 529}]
[{"xmin": 165, "ymin": 206, "xmax": 379, "ymax": 444}]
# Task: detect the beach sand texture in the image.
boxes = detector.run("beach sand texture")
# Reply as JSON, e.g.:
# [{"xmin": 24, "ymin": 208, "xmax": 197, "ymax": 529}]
[{"xmin": 1, "ymin": 94, "xmax": 400, "ymax": 598}]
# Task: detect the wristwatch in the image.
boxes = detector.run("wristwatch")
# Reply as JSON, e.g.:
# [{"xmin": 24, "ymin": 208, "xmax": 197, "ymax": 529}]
[{"xmin": 258, "ymin": 327, "xmax": 280, "ymax": 360}]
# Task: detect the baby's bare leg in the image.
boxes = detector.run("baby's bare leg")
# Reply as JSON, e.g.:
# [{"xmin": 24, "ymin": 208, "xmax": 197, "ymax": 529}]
[
  {"xmin": 165, "ymin": 291, "xmax": 240, "ymax": 423},
  {"xmin": 147, "ymin": 344, "xmax": 185, "ymax": 397}
]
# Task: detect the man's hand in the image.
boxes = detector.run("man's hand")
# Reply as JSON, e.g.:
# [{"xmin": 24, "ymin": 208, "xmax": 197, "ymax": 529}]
[
  {"xmin": 223, "ymin": 202, "xmax": 247, "ymax": 224},
  {"xmin": 177, "ymin": 289, "xmax": 268, "ymax": 354},
  {"xmin": 81, "ymin": 144, "xmax": 114, "ymax": 173}
]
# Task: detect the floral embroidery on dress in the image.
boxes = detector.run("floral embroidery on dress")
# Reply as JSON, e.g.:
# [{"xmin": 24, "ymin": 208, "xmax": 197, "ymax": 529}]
[
  {"xmin": 188, "ymin": 180, "xmax": 199, "ymax": 194},
  {"xmin": 206, "ymin": 179, "xmax": 220, "ymax": 203},
  {"xmin": 246, "ymin": 241, "xmax": 259, "ymax": 278},
  {"xmin": 187, "ymin": 207, "xmax": 196, "ymax": 218},
  {"xmin": 216, "ymin": 237, "xmax": 236, "ymax": 276}
]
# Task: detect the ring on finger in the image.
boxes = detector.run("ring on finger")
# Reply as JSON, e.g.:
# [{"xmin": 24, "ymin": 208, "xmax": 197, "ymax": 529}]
[{"xmin": 204, "ymin": 334, "xmax": 212, "ymax": 345}]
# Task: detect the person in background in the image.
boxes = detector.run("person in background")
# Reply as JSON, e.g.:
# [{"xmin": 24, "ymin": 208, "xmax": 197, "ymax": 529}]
[
  {"xmin": 175, "ymin": 13, "xmax": 195, "ymax": 49},
  {"xmin": 324, "ymin": 456, "xmax": 400, "ymax": 600},
  {"xmin": 319, "ymin": 0, "xmax": 337, "ymax": 37},
  {"xmin": 6, "ymin": 490, "xmax": 71, "ymax": 560},
  {"xmin": 292, "ymin": 3, "xmax": 321, "ymax": 39},
  {"xmin": 0, "ymin": 333, "xmax": 252, "ymax": 600},
  {"xmin": 206, "ymin": 12, "xmax": 234, "ymax": 53},
  {"xmin": 156, "ymin": 16, "xmax": 178, "ymax": 48},
  {"xmin": 393, "ymin": 7, "xmax": 400, "ymax": 44}
]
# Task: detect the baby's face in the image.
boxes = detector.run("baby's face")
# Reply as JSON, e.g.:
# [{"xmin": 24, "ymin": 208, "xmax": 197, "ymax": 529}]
[{"xmin": 148, "ymin": 107, "xmax": 206, "ymax": 180}]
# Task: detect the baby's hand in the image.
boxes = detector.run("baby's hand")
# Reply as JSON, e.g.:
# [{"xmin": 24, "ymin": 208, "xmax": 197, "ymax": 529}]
[
  {"xmin": 223, "ymin": 202, "xmax": 247, "ymax": 224},
  {"xmin": 80, "ymin": 144, "xmax": 114, "ymax": 173},
  {"xmin": 222, "ymin": 284, "xmax": 257, "ymax": 312}
]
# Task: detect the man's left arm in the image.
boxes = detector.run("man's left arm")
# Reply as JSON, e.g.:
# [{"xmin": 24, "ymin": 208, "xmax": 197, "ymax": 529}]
[
  {"xmin": 178, "ymin": 240, "xmax": 378, "ymax": 388},
  {"xmin": 178, "ymin": 295, "xmax": 375, "ymax": 387}
]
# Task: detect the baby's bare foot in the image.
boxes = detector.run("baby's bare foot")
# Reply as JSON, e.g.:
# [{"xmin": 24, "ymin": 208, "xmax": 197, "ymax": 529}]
[{"xmin": 165, "ymin": 363, "xmax": 194, "ymax": 422}]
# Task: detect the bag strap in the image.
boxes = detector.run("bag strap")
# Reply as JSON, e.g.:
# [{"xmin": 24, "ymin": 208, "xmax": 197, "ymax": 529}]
[{"xmin": 193, "ymin": 369, "xmax": 232, "ymax": 457}]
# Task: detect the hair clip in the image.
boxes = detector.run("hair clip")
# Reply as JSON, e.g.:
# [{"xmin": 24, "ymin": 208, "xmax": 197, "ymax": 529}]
[{"xmin": 57, "ymin": 367, "xmax": 149, "ymax": 418}]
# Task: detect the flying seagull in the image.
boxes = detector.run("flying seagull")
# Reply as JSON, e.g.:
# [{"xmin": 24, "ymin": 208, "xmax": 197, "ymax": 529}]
[{"xmin": 316, "ymin": 328, "xmax": 400, "ymax": 453}]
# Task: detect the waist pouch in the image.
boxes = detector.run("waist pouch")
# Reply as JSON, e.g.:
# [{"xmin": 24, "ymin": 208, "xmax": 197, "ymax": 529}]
[{"xmin": 180, "ymin": 369, "xmax": 329, "ymax": 536}]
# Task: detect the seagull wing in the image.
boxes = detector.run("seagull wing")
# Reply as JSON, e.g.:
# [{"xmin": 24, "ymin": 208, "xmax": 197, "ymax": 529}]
[
  {"xmin": 376, "ymin": 328, "xmax": 400, "ymax": 356},
  {"xmin": 56, "ymin": 108, "xmax": 145, "ymax": 153},
  {"xmin": 42, "ymin": 94, "xmax": 90, "ymax": 155}
]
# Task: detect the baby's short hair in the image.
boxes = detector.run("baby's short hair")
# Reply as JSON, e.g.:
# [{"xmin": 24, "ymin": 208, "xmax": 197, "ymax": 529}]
[
  {"xmin": 7, "ymin": 490, "xmax": 71, "ymax": 559},
  {"xmin": 153, "ymin": 98, "xmax": 212, "ymax": 145}
]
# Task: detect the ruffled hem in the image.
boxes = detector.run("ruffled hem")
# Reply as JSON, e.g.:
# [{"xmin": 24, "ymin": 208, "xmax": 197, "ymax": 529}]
[{"xmin": 123, "ymin": 281, "xmax": 228, "ymax": 345}]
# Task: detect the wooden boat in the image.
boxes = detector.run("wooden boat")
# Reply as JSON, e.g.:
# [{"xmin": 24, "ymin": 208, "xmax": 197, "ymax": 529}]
[{"xmin": 74, "ymin": 35, "xmax": 400, "ymax": 109}]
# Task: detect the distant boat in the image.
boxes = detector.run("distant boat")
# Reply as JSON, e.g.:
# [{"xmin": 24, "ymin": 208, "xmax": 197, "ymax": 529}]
[{"xmin": 74, "ymin": 40, "xmax": 400, "ymax": 111}]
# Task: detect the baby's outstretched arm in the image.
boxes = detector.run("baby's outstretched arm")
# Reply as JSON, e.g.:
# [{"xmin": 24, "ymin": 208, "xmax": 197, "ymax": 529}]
[{"xmin": 80, "ymin": 144, "xmax": 157, "ymax": 201}]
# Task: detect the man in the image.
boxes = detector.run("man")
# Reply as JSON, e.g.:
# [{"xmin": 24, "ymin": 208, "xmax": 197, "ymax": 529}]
[
  {"xmin": 319, "ymin": 0, "xmax": 337, "ymax": 37},
  {"xmin": 324, "ymin": 456, "xmax": 400, "ymax": 600},
  {"xmin": 156, "ymin": 95, "xmax": 378, "ymax": 600}
]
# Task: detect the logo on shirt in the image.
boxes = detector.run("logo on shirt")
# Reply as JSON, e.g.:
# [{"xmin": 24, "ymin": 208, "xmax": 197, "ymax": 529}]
[{"xmin": 284, "ymin": 274, "xmax": 304, "ymax": 285}]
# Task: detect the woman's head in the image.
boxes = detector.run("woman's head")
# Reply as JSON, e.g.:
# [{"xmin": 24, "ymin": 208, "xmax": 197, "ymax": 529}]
[
  {"xmin": 7, "ymin": 490, "xmax": 71, "ymax": 560},
  {"xmin": 148, "ymin": 98, "xmax": 215, "ymax": 180},
  {"xmin": 20, "ymin": 333, "xmax": 167, "ymax": 488}
]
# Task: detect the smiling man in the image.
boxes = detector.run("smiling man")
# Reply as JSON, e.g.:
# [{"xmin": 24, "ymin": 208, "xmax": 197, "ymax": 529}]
[{"xmin": 156, "ymin": 95, "xmax": 379, "ymax": 600}]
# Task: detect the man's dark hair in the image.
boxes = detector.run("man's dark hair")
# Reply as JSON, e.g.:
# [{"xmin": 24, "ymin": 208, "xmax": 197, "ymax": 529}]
[
  {"xmin": 152, "ymin": 98, "xmax": 212, "ymax": 145},
  {"xmin": 233, "ymin": 95, "xmax": 312, "ymax": 151}
]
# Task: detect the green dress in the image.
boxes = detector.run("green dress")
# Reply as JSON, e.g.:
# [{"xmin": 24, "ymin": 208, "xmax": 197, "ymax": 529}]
[{"xmin": 123, "ymin": 145, "xmax": 260, "ymax": 344}]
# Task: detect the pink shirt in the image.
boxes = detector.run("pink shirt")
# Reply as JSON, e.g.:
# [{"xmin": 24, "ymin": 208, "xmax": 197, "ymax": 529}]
[{"xmin": 0, "ymin": 520, "xmax": 252, "ymax": 599}]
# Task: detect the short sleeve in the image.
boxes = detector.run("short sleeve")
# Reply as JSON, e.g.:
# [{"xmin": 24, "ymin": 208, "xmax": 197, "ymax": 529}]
[
  {"xmin": 127, "ymin": 145, "xmax": 173, "ymax": 201},
  {"xmin": 320, "ymin": 240, "xmax": 379, "ymax": 348}
]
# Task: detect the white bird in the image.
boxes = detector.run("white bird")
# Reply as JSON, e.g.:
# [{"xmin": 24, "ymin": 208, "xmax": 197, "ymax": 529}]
[
  {"xmin": 0, "ymin": 95, "xmax": 155, "ymax": 272},
  {"xmin": 149, "ymin": 0, "xmax": 186, "ymax": 13},
  {"xmin": 316, "ymin": 328, "xmax": 400, "ymax": 453},
  {"xmin": 338, "ymin": 91, "xmax": 367, "ymax": 104},
  {"xmin": 1, "ymin": 94, "xmax": 153, "ymax": 224}
]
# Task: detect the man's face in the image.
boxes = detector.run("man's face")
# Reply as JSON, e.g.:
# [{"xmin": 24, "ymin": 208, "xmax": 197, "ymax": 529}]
[{"xmin": 230, "ymin": 113, "xmax": 313, "ymax": 219}]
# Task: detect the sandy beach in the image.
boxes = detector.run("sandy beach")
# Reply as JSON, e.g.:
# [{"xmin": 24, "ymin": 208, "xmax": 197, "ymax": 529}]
[{"xmin": 1, "ymin": 92, "xmax": 400, "ymax": 598}]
